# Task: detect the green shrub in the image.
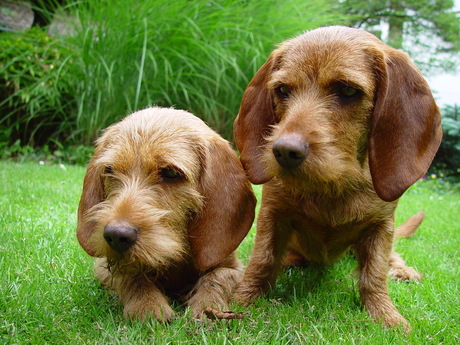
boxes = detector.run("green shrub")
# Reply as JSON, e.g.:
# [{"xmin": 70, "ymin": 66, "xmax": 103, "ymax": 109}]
[
  {"xmin": 432, "ymin": 104, "xmax": 460, "ymax": 178},
  {"xmin": 0, "ymin": 28, "xmax": 76, "ymax": 146},
  {"xmin": 1, "ymin": 0, "xmax": 344, "ymax": 150},
  {"xmin": 66, "ymin": 0, "xmax": 343, "ymax": 143},
  {"xmin": 0, "ymin": 139, "xmax": 93, "ymax": 165}
]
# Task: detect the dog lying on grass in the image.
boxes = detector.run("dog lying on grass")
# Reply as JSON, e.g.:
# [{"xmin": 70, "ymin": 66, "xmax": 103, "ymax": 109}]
[
  {"xmin": 233, "ymin": 26, "xmax": 442, "ymax": 330},
  {"xmin": 77, "ymin": 107, "xmax": 256, "ymax": 322}
]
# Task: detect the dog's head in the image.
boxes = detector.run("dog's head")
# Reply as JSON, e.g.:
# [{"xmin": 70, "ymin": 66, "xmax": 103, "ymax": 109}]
[
  {"xmin": 234, "ymin": 26, "xmax": 442, "ymax": 201},
  {"xmin": 77, "ymin": 107, "xmax": 255, "ymax": 272}
]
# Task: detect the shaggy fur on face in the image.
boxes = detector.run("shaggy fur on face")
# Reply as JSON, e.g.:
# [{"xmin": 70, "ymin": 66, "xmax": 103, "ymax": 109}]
[
  {"xmin": 233, "ymin": 26, "xmax": 442, "ymax": 331},
  {"xmin": 77, "ymin": 107, "xmax": 256, "ymax": 322}
]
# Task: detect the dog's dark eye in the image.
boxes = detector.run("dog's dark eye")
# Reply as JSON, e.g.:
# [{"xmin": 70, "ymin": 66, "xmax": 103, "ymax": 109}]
[
  {"xmin": 275, "ymin": 84, "xmax": 291, "ymax": 99},
  {"xmin": 160, "ymin": 168, "xmax": 183, "ymax": 182},
  {"xmin": 104, "ymin": 166, "xmax": 114, "ymax": 175},
  {"xmin": 337, "ymin": 85, "xmax": 360, "ymax": 98}
]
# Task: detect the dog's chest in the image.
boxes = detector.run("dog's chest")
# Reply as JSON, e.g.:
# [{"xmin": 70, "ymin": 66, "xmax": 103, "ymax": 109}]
[
  {"xmin": 295, "ymin": 192, "xmax": 377, "ymax": 226},
  {"xmin": 155, "ymin": 262, "xmax": 201, "ymax": 296},
  {"xmin": 281, "ymin": 194, "xmax": 390, "ymax": 264},
  {"xmin": 288, "ymin": 214, "xmax": 367, "ymax": 264}
]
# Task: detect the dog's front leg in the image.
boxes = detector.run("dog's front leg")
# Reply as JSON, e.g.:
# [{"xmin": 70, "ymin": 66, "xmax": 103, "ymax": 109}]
[
  {"xmin": 186, "ymin": 254, "xmax": 244, "ymax": 320},
  {"xmin": 354, "ymin": 222, "xmax": 409, "ymax": 331},
  {"xmin": 120, "ymin": 276, "xmax": 175, "ymax": 322},
  {"xmin": 234, "ymin": 205, "xmax": 290, "ymax": 305},
  {"xmin": 95, "ymin": 260, "xmax": 174, "ymax": 322}
]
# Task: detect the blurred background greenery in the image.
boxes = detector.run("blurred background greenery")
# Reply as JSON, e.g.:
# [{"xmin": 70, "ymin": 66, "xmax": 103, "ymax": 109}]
[{"xmin": 1, "ymin": 0, "xmax": 459, "ymax": 176}]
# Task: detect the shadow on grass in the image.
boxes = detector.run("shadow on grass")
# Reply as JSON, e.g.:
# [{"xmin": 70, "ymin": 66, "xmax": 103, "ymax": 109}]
[{"xmin": 266, "ymin": 252, "xmax": 360, "ymax": 307}]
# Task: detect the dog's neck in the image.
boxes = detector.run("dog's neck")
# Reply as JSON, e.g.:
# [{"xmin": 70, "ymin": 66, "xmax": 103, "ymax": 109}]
[
  {"xmin": 265, "ymin": 176, "xmax": 394, "ymax": 228},
  {"xmin": 271, "ymin": 170, "xmax": 375, "ymax": 198}
]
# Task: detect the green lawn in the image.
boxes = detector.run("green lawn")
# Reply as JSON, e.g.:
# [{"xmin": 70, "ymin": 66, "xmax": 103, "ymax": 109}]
[{"xmin": 1, "ymin": 160, "xmax": 459, "ymax": 344}]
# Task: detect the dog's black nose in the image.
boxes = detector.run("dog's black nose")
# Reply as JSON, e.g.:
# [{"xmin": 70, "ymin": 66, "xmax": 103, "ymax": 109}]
[
  {"xmin": 103, "ymin": 221, "xmax": 138, "ymax": 252},
  {"xmin": 272, "ymin": 135, "xmax": 308, "ymax": 169}
]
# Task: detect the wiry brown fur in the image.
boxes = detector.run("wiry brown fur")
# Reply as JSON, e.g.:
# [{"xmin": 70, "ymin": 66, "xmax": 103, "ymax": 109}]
[
  {"xmin": 233, "ymin": 26, "xmax": 442, "ymax": 331},
  {"xmin": 77, "ymin": 107, "xmax": 256, "ymax": 322}
]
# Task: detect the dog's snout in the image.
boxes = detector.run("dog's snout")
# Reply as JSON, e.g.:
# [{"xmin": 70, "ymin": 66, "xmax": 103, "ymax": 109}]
[
  {"xmin": 272, "ymin": 135, "xmax": 308, "ymax": 169},
  {"xmin": 103, "ymin": 221, "xmax": 138, "ymax": 252}
]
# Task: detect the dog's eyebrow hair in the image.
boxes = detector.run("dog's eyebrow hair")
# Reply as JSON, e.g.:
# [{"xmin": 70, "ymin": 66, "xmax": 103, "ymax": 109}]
[{"xmin": 329, "ymin": 78, "xmax": 362, "ymax": 87}]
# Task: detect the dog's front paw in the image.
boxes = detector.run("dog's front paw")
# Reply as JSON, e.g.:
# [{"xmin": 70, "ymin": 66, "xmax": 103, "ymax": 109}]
[
  {"xmin": 194, "ymin": 307, "xmax": 244, "ymax": 320},
  {"xmin": 204, "ymin": 307, "xmax": 244, "ymax": 320},
  {"xmin": 367, "ymin": 305, "xmax": 410, "ymax": 333},
  {"xmin": 123, "ymin": 301, "xmax": 175, "ymax": 323},
  {"xmin": 390, "ymin": 265, "xmax": 423, "ymax": 282},
  {"xmin": 188, "ymin": 297, "xmax": 244, "ymax": 321},
  {"xmin": 381, "ymin": 312, "xmax": 411, "ymax": 334}
]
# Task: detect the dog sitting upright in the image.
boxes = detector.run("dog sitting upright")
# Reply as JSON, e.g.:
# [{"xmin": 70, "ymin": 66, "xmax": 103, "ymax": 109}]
[
  {"xmin": 233, "ymin": 26, "xmax": 442, "ymax": 330},
  {"xmin": 77, "ymin": 107, "xmax": 255, "ymax": 322}
]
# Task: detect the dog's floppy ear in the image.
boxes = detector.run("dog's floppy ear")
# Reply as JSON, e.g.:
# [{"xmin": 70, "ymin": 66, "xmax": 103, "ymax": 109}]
[
  {"xmin": 368, "ymin": 48, "xmax": 442, "ymax": 202},
  {"xmin": 188, "ymin": 138, "xmax": 256, "ymax": 271},
  {"xmin": 76, "ymin": 156, "xmax": 105, "ymax": 256},
  {"xmin": 233, "ymin": 51, "xmax": 280, "ymax": 184}
]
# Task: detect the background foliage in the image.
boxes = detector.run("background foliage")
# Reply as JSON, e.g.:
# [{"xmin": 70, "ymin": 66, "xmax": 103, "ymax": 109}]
[
  {"xmin": 433, "ymin": 105, "xmax": 460, "ymax": 177},
  {"xmin": 0, "ymin": 0, "xmax": 459, "ymax": 174},
  {"xmin": 337, "ymin": 0, "xmax": 460, "ymax": 73},
  {"xmin": 0, "ymin": 27, "xmax": 75, "ymax": 146},
  {"xmin": 1, "ymin": 0, "xmax": 341, "ymax": 147}
]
